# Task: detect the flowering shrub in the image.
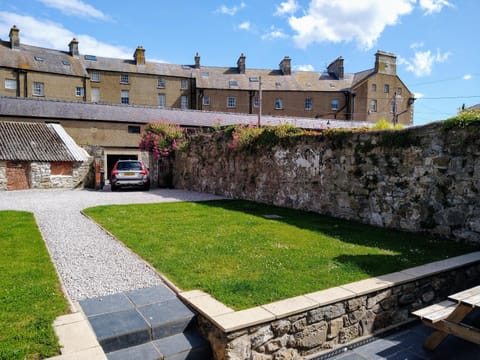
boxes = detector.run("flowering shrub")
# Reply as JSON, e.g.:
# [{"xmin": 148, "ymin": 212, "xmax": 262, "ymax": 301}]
[
  {"xmin": 227, "ymin": 124, "xmax": 306, "ymax": 150},
  {"xmin": 139, "ymin": 122, "xmax": 187, "ymax": 159}
]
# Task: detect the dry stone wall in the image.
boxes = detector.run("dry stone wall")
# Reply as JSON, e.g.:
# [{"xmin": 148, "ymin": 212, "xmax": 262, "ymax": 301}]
[{"xmin": 174, "ymin": 122, "xmax": 480, "ymax": 245}]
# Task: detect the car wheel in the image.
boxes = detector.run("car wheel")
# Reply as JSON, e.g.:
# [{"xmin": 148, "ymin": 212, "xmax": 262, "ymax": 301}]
[
  {"xmin": 143, "ymin": 184, "xmax": 150, "ymax": 191},
  {"xmin": 111, "ymin": 184, "xmax": 118, "ymax": 192}
]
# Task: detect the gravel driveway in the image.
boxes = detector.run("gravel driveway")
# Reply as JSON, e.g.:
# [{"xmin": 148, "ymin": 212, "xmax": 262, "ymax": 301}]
[{"xmin": 0, "ymin": 188, "xmax": 223, "ymax": 302}]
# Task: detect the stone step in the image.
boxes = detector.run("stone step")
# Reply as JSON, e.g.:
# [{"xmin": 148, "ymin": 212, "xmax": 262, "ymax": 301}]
[
  {"xmin": 79, "ymin": 285, "xmax": 197, "ymax": 353},
  {"xmin": 105, "ymin": 331, "xmax": 212, "ymax": 360}
]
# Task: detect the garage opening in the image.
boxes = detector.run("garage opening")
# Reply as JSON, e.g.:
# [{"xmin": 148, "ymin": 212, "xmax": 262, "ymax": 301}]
[{"xmin": 106, "ymin": 154, "xmax": 138, "ymax": 181}]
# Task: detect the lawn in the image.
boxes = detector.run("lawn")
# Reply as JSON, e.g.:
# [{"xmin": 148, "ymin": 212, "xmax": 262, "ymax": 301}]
[
  {"xmin": 0, "ymin": 211, "xmax": 68, "ymax": 360},
  {"xmin": 84, "ymin": 200, "xmax": 476, "ymax": 310}
]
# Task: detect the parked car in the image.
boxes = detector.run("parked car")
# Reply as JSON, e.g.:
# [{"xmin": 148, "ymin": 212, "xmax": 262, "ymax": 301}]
[{"xmin": 110, "ymin": 160, "xmax": 150, "ymax": 191}]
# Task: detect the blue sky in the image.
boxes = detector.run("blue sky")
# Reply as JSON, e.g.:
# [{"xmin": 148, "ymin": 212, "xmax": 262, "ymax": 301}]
[{"xmin": 0, "ymin": 0, "xmax": 478, "ymax": 125}]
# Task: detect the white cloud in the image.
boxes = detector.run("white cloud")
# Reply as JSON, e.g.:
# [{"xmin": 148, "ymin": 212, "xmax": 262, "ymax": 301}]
[
  {"xmin": 410, "ymin": 41, "xmax": 424, "ymax": 49},
  {"xmin": 419, "ymin": 0, "xmax": 453, "ymax": 15},
  {"xmin": 403, "ymin": 49, "xmax": 451, "ymax": 77},
  {"xmin": 216, "ymin": 2, "xmax": 246, "ymax": 16},
  {"xmin": 288, "ymin": 0, "xmax": 415, "ymax": 49},
  {"xmin": 293, "ymin": 64, "xmax": 315, "ymax": 72},
  {"xmin": 0, "ymin": 12, "xmax": 131, "ymax": 58},
  {"xmin": 414, "ymin": 92, "xmax": 424, "ymax": 99},
  {"xmin": 36, "ymin": 0, "xmax": 109, "ymax": 20},
  {"xmin": 275, "ymin": 0, "xmax": 299, "ymax": 16},
  {"xmin": 238, "ymin": 21, "xmax": 251, "ymax": 31},
  {"xmin": 463, "ymin": 74, "xmax": 472, "ymax": 80},
  {"xmin": 261, "ymin": 26, "xmax": 288, "ymax": 40}
]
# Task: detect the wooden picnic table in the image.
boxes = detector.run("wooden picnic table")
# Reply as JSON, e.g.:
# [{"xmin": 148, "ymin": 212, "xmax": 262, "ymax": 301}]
[{"xmin": 412, "ymin": 285, "xmax": 480, "ymax": 350}]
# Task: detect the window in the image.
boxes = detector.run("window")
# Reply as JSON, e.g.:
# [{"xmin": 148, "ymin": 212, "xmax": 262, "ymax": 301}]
[
  {"xmin": 120, "ymin": 74, "xmax": 129, "ymax": 84},
  {"xmin": 229, "ymin": 80, "xmax": 238, "ymax": 87},
  {"xmin": 158, "ymin": 94, "xmax": 166, "ymax": 108},
  {"xmin": 253, "ymin": 96, "xmax": 259, "ymax": 108},
  {"xmin": 384, "ymin": 84, "xmax": 390, "ymax": 93},
  {"xmin": 121, "ymin": 90, "xmax": 129, "ymax": 104},
  {"xmin": 75, "ymin": 87, "xmax": 85, "ymax": 97},
  {"xmin": 5, "ymin": 79, "xmax": 16, "ymax": 90},
  {"xmin": 249, "ymin": 77, "xmax": 259, "ymax": 82},
  {"xmin": 90, "ymin": 72, "xmax": 100, "ymax": 82},
  {"xmin": 34, "ymin": 56, "xmax": 44, "ymax": 62},
  {"xmin": 227, "ymin": 96, "xmax": 236, "ymax": 108},
  {"xmin": 157, "ymin": 77, "xmax": 165, "ymax": 88},
  {"xmin": 371, "ymin": 83, "xmax": 377, "ymax": 92},
  {"xmin": 370, "ymin": 99, "xmax": 377, "ymax": 112},
  {"xmin": 84, "ymin": 55, "xmax": 97, "ymax": 61},
  {"xmin": 180, "ymin": 95, "xmax": 188, "ymax": 109},
  {"xmin": 128, "ymin": 125, "xmax": 141, "ymax": 134},
  {"xmin": 91, "ymin": 88, "xmax": 100, "ymax": 102},
  {"xmin": 305, "ymin": 98, "xmax": 313, "ymax": 111},
  {"xmin": 390, "ymin": 101, "xmax": 395, "ymax": 113},
  {"xmin": 397, "ymin": 88, "xmax": 402, "ymax": 95},
  {"xmin": 201, "ymin": 72, "xmax": 209, "ymax": 77},
  {"xmin": 33, "ymin": 82, "xmax": 44, "ymax": 96},
  {"xmin": 275, "ymin": 98, "xmax": 283, "ymax": 110},
  {"xmin": 181, "ymin": 79, "xmax": 188, "ymax": 89},
  {"xmin": 331, "ymin": 99, "xmax": 339, "ymax": 111},
  {"xmin": 202, "ymin": 95, "xmax": 210, "ymax": 106},
  {"xmin": 62, "ymin": 60, "xmax": 71, "ymax": 66}
]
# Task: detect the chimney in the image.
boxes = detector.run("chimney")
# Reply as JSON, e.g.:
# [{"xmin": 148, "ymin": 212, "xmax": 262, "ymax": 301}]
[
  {"xmin": 9, "ymin": 25, "xmax": 20, "ymax": 49},
  {"xmin": 194, "ymin": 53, "xmax": 201, "ymax": 69},
  {"xmin": 134, "ymin": 46, "xmax": 145, "ymax": 65},
  {"xmin": 237, "ymin": 53, "xmax": 246, "ymax": 74},
  {"xmin": 327, "ymin": 56, "xmax": 344, "ymax": 80},
  {"xmin": 69, "ymin": 38, "xmax": 79, "ymax": 57},
  {"xmin": 279, "ymin": 56, "xmax": 291, "ymax": 75},
  {"xmin": 375, "ymin": 50, "xmax": 397, "ymax": 75}
]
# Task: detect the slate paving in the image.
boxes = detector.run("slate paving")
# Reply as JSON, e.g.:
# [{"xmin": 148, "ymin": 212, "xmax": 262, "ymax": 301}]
[{"xmin": 321, "ymin": 320, "xmax": 480, "ymax": 360}]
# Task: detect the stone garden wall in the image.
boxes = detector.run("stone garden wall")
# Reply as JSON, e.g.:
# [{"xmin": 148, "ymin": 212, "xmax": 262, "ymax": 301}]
[
  {"xmin": 174, "ymin": 122, "xmax": 480, "ymax": 245},
  {"xmin": 194, "ymin": 260, "xmax": 480, "ymax": 359}
]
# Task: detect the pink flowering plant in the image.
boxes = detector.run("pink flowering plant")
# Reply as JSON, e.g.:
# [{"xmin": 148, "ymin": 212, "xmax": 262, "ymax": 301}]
[{"xmin": 139, "ymin": 122, "xmax": 187, "ymax": 159}]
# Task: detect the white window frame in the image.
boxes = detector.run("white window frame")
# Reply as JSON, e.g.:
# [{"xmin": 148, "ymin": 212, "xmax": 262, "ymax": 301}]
[
  {"xmin": 397, "ymin": 88, "xmax": 402, "ymax": 95},
  {"xmin": 275, "ymin": 98, "xmax": 283, "ymax": 110},
  {"xmin": 181, "ymin": 79, "xmax": 188, "ymax": 90},
  {"xmin": 371, "ymin": 83, "xmax": 377, "ymax": 92},
  {"xmin": 121, "ymin": 90, "xmax": 129, "ymax": 104},
  {"xmin": 384, "ymin": 84, "xmax": 390, "ymax": 93},
  {"xmin": 202, "ymin": 95, "xmax": 210, "ymax": 106},
  {"xmin": 75, "ymin": 87, "xmax": 85, "ymax": 97},
  {"xmin": 5, "ymin": 79, "xmax": 16, "ymax": 90},
  {"xmin": 157, "ymin": 77, "xmax": 165, "ymax": 88},
  {"xmin": 90, "ymin": 72, "xmax": 100, "ymax": 82},
  {"xmin": 305, "ymin": 98, "xmax": 313, "ymax": 111},
  {"xmin": 331, "ymin": 99, "xmax": 339, "ymax": 111},
  {"xmin": 33, "ymin": 82, "xmax": 44, "ymax": 96},
  {"xmin": 158, "ymin": 93, "xmax": 166, "ymax": 108},
  {"xmin": 180, "ymin": 95, "xmax": 188, "ymax": 109},
  {"xmin": 227, "ymin": 96, "xmax": 236, "ymax": 108},
  {"xmin": 120, "ymin": 73, "xmax": 129, "ymax": 84},
  {"xmin": 370, "ymin": 99, "xmax": 377, "ymax": 112}
]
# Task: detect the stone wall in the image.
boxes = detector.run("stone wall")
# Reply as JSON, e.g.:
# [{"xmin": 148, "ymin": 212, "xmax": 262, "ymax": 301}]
[
  {"xmin": 29, "ymin": 159, "xmax": 93, "ymax": 189},
  {"xmin": 195, "ymin": 261, "xmax": 480, "ymax": 359},
  {"xmin": 173, "ymin": 122, "xmax": 480, "ymax": 245}
]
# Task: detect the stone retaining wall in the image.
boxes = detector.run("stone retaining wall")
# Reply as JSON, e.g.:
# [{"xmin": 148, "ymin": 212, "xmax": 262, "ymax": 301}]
[
  {"xmin": 173, "ymin": 122, "xmax": 480, "ymax": 245},
  {"xmin": 183, "ymin": 255, "xmax": 480, "ymax": 359}
]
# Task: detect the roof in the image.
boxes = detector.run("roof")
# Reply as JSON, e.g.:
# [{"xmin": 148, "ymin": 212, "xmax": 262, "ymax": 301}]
[
  {"xmin": 0, "ymin": 121, "xmax": 89, "ymax": 162},
  {"xmin": 0, "ymin": 40, "xmax": 87, "ymax": 77},
  {"xmin": 0, "ymin": 96, "xmax": 373, "ymax": 130}
]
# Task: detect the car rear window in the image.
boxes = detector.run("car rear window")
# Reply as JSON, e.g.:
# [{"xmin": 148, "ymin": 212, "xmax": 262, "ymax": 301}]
[{"xmin": 117, "ymin": 162, "xmax": 142, "ymax": 171}]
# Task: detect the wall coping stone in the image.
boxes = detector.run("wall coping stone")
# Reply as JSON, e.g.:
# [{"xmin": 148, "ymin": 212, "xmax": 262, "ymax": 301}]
[{"xmin": 180, "ymin": 251, "xmax": 480, "ymax": 333}]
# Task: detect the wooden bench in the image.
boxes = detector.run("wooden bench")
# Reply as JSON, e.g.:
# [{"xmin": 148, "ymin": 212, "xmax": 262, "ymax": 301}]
[{"xmin": 412, "ymin": 285, "xmax": 480, "ymax": 350}]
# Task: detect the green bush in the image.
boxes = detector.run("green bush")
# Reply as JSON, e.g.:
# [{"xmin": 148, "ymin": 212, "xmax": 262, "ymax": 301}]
[{"xmin": 443, "ymin": 109, "xmax": 480, "ymax": 130}]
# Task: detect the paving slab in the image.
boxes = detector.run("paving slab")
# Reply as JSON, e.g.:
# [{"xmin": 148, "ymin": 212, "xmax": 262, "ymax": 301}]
[
  {"xmin": 126, "ymin": 284, "xmax": 177, "ymax": 307},
  {"xmin": 106, "ymin": 342, "xmax": 162, "ymax": 360},
  {"xmin": 153, "ymin": 331, "xmax": 212, "ymax": 359},
  {"xmin": 79, "ymin": 293, "xmax": 134, "ymax": 317}
]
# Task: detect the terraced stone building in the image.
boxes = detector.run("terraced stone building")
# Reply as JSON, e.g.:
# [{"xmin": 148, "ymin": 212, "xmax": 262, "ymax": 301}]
[{"xmin": 0, "ymin": 25, "xmax": 414, "ymax": 125}]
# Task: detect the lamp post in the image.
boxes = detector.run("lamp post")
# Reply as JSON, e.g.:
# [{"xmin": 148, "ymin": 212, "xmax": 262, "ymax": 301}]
[{"xmin": 257, "ymin": 76, "xmax": 262, "ymax": 127}]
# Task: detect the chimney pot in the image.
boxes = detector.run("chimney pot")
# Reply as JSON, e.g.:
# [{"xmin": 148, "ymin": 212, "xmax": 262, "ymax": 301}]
[
  {"xmin": 69, "ymin": 38, "xmax": 79, "ymax": 57},
  {"xmin": 279, "ymin": 56, "xmax": 291, "ymax": 75},
  {"xmin": 134, "ymin": 46, "xmax": 145, "ymax": 65},
  {"xmin": 237, "ymin": 53, "xmax": 246, "ymax": 74},
  {"xmin": 194, "ymin": 52, "xmax": 201, "ymax": 69}
]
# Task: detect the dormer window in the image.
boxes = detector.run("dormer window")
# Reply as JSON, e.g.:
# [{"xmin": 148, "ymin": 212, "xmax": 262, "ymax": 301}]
[
  {"xmin": 229, "ymin": 80, "xmax": 238, "ymax": 87},
  {"xmin": 34, "ymin": 56, "xmax": 44, "ymax": 62}
]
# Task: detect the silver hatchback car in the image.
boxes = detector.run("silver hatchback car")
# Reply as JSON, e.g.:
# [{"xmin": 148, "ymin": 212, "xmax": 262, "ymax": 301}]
[{"xmin": 110, "ymin": 160, "xmax": 150, "ymax": 191}]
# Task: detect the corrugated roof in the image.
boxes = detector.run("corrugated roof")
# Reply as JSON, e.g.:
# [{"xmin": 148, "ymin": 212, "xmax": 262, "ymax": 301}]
[{"xmin": 0, "ymin": 121, "xmax": 82, "ymax": 161}]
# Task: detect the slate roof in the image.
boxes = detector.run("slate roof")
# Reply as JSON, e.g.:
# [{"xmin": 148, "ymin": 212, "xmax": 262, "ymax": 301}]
[
  {"xmin": 0, "ymin": 96, "xmax": 373, "ymax": 130},
  {"xmin": 0, "ymin": 121, "xmax": 88, "ymax": 162}
]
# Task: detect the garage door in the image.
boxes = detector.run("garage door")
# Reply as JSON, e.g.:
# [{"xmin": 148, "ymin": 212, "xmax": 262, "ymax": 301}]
[{"xmin": 6, "ymin": 161, "xmax": 30, "ymax": 190}]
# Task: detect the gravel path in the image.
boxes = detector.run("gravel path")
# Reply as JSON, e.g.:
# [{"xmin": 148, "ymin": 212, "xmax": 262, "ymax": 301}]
[{"xmin": 0, "ymin": 188, "xmax": 223, "ymax": 302}]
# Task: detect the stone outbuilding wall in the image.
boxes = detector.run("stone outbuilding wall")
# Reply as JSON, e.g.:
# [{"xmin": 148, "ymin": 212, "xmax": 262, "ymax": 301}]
[{"xmin": 173, "ymin": 122, "xmax": 480, "ymax": 245}]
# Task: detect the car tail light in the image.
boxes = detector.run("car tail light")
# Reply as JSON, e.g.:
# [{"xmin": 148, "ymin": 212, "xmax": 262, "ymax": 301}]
[
  {"xmin": 111, "ymin": 170, "xmax": 119, "ymax": 176},
  {"xmin": 140, "ymin": 170, "xmax": 148, "ymax": 175}
]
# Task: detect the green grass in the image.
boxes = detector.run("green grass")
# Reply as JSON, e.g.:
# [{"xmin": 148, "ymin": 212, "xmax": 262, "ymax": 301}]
[
  {"xmin": 0, "ymin": 211, "xmax": 68, "ymax": 360},
  {"xmin": 84, "ymin": 200, "xmax": 476, "ymax": 310}
]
